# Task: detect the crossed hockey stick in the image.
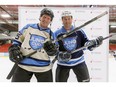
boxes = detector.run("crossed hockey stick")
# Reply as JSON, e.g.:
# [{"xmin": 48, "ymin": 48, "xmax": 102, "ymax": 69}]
[
  {"xmin": 6, "ymin": 11, "xmax": 108, "ymax": 80},
  {"xmin": 23, "ymin": 11, "xmax": 108, "ymax": 57},
  {"xmin": 51, "ymin": 34, "xmax": 116, "ymax": 64}
]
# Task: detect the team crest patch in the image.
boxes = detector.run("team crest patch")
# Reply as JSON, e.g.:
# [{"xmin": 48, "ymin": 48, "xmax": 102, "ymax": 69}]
[
  {"xmin": 63, "ymin": 37, "xmax": 77, "ymax": 51},
  {"xmin": 29, "ymin": 34, "xmax": 45, "ymax": 50}
]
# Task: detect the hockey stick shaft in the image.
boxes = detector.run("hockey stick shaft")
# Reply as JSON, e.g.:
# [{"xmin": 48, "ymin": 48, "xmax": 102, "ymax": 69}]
[
  {"xmin": 55, "ymin": 11, "xmax": 108, "ymax": 42},
  {"xmin": 6, "ymin": 51, "xmax": 37, "ymax": 80},
  {"xmin": 6, "ymin": 63, "xmax": 18, "ymax": 79}
]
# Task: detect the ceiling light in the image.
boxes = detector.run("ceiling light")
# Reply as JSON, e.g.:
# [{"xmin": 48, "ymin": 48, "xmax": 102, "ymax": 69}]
[
  {"xmin": 110, "ymin": 25, "xmax": 116, "ymax": 28},
  {"xmin": 1, "ymin": 14, "xmax": 10, "ymax": 18}
]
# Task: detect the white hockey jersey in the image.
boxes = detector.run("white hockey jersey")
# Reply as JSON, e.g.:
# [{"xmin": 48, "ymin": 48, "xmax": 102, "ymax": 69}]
[{"xmin": 13, "ymin": 23, "xmax": 54, "ymax": 72}]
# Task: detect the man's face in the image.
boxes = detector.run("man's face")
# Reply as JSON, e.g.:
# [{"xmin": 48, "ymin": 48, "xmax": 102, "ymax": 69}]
[
  {"xmin": 62, "ymin": 16, "xmax": 72, "ymax": 30},
  {"xmin": 39, "ymin": 14, "xmax": 52, "ymax": 28}
]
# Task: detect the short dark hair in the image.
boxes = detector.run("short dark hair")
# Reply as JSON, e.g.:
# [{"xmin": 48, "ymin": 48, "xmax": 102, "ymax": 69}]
[{"xmin": 40, "ymin": 8, "xmax": 54, "ymax": 21}]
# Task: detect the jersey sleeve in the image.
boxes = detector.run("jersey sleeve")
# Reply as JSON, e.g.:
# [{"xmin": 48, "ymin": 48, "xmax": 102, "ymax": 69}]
[
  {"xmin": 78, "ymin": 29, "xmax": 89, "ymax": 46},
  {"xmin": 12, "ymin": 24, "xmax": 30, "ymax": 46}
]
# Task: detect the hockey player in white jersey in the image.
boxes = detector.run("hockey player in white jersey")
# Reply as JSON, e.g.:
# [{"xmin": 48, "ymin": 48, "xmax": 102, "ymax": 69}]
[
  {"xmin": 54, "ymin": 11, "xmax": 103, "ymax": 82},
  {"xmin": 8, "ymin": 8, "xmax": 57, "ymax": 82}
]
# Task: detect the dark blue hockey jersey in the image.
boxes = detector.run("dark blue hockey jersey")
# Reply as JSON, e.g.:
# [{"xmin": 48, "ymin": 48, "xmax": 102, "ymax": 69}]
[{"xmin": 54, "ymin": 25, "xmax": 89, "ymax": 66}]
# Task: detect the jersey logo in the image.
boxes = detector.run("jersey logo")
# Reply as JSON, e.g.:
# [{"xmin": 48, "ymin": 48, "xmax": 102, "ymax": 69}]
[
  {"xmin": 63, "ymin": 37, "xmax": 77, "ymax": 51},
  {"xmin": 29, "ymin": 34, "xmax": 45, "ymax": 50}
]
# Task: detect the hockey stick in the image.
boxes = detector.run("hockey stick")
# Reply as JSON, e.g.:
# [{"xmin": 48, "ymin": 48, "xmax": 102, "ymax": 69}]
[
  {"xmin": 6, "ymin": 63, "xmax": 18, "ymax": 80},
  {"xmin": 51, "ymin": 34, "xmax": 116, "ymax": 64},
  {"xmin": 47, "ymin": 12, "xmax": 108, "ymax": 65},
  {"xmin": 54, "ymin": 11, "xmax": 108, "ymax": 42},
  {"xmin": 6, "ymin": 12, "xmax": 109, "ymax": 78},
  {"xmin": 6, "ymin": 51, "xmax": 37, "ymax": 80},
  {"xmin": 72, "ymin": 34, "xmax": 116, "ymax": 53},
  {"xmin": 25, "ymin": 11, "xmax": 108, "ymax": 57}
]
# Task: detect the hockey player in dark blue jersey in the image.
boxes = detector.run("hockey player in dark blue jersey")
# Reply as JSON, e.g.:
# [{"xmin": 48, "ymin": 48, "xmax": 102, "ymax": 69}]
[
  {"xmin": 54, "ymin": 11, "xmax": 103, "ymax": 82},
  {"xmin": 8, "ymin": 8, "xmax": 57, "ymax": 82}
]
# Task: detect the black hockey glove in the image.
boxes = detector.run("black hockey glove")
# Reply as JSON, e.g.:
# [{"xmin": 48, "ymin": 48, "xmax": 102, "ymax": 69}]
[
  {"xmin": 43, "ymin": 40, "xmax": 58, "ymax": 56},
  {"xmin": 8, "ymin": 44, "xmax": 23, "ymax": 63},
  {"xmin": 85, "ymin": 36, "xmax": 103, "ymax": 51},
  {"xmin": 57, "ymin": 51, "xmax": 71, "ymax": 62}
]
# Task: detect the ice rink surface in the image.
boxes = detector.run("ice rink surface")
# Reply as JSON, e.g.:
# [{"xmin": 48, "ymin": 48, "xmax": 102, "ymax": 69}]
[
  {"xmin": 0, "ymin": 53, "xmax": 116, "ymax": 82},
  {"xmin": 109, "ymin": 54, "xmax": 116, "ymax": 82}
]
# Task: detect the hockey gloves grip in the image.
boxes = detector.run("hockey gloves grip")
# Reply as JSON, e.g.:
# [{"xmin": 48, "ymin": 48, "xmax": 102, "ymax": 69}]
[
  {"xmin": 43, "ymin": 40, "xmax": 58, "ymax": 56},
  {"xmin": 8, "ymin": 44, "xmax": 23, "ymax": 63},
  {"xmin": 57, "ymin": 51, "xmax": 71, "ymax": 62},
  {"xmin": 85, "ymin": 36, "xmax": 103, "ymax": 51}
]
